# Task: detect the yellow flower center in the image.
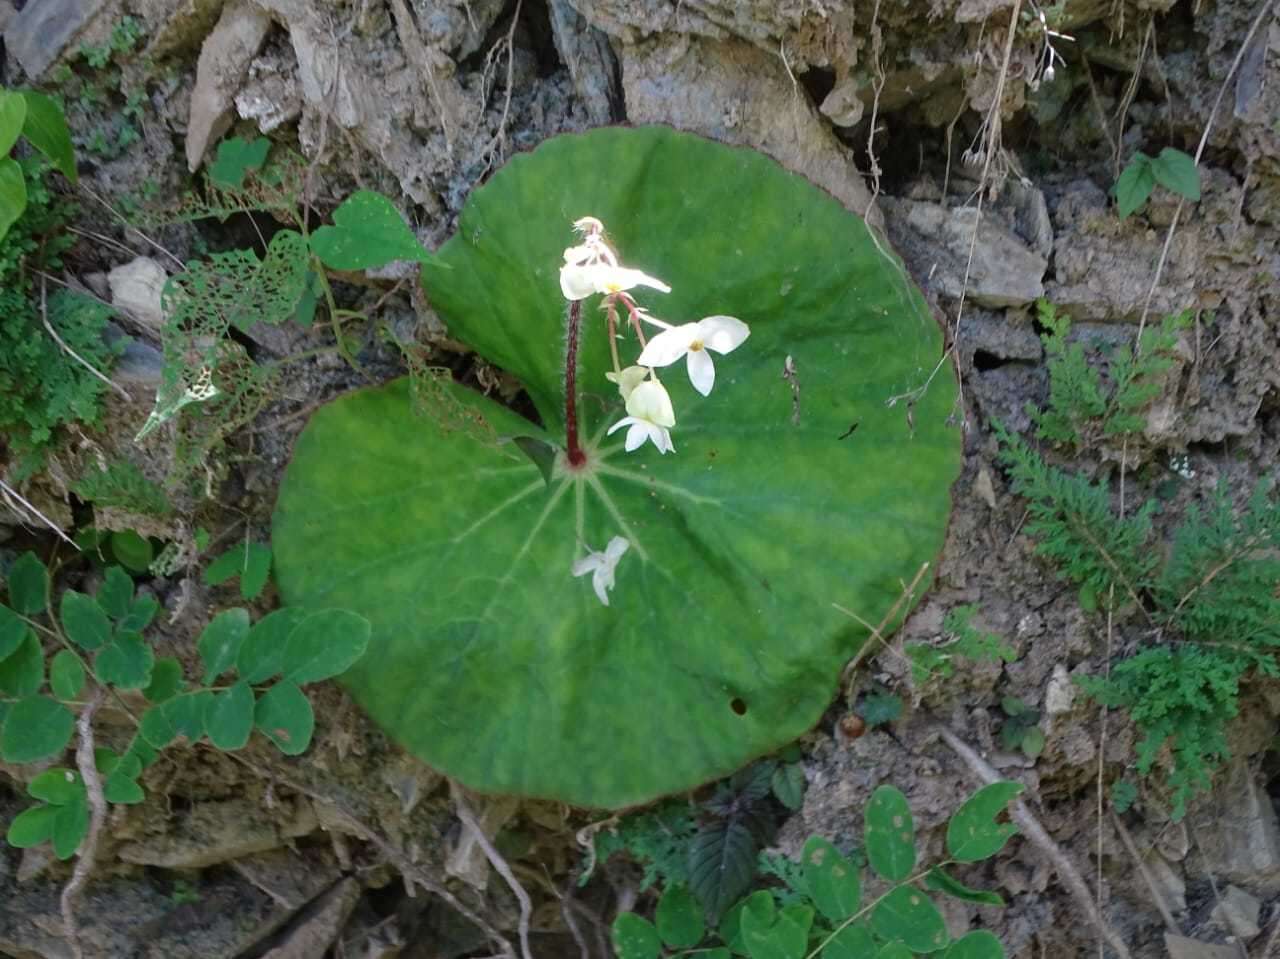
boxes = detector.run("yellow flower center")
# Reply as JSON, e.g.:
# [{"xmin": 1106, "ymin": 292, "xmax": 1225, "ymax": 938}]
[{"xmin": 690, "ymin": 340, "xmax": 704, "ymax": 351}]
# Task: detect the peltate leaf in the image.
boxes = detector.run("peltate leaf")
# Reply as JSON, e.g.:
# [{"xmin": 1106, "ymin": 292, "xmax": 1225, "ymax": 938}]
[
  {"xmin": 689, "ymin": 816, "xmax": 762, "ymax": 924},
  {"xmin": 870, "ymin": 887, "xmax": 949, "ymax": 953},
  {"xmin": 281, "ymin": 609, "xmax": 370, "ymax": 684},
  {"xmin": 237, "ymin": 607, "xmax": 308, "ymax": 684},
  {"xmin": 1150, "ymin": 147, "xmax": 1200, "ymax": 202},
  {"xmin": 1115, "ymin": 155, "xmax": 1155, "ymax": 219},
  {"xmin": 865, "ymin": 785, "xmax": 916, "ymax": 881},
  {"xmin": 207, "ymin": 681, "xmax": 255, "ymax": 751},
  {"xmin": 0, "ymin": 157, "xmax": 26, "ymax": 241},
  {"xmin": 95, "ymin": 632, "xmax": 155, "ymax": 690},
  {"xmin": 0, "ymin": 631, "xmax": 43, "ymax": 696},
  {"xmin": 803, "ymin": 836, "xmax": 861, "ymax": 921},
  {"xmin": 60, "ymin": 590, "xmax": 112, "ymax": 650},
  {"xmin": 197, "ymin": 608, "xmax": 251, "ymax": 685},
  {"xmin": 1, "ymin": 696, "xmax": 75, "ymax": 763},
  {"xmin": 0, "ymin": 604, "xmax": 28, "ymax": 660},
  {"xmin": 611, "ymin": 913, "xmax": 662, "ymax": 959},
  {"xmin": 941, "ymin": 931, "xmax": 1004, "ymax": 959},
  {"xmin": 924, "ymin": 866, "xmax": 1004, "ymax": 906},
  {"xmin": 310, "ymin": 190, "xmax": 429, "ymax": 270},
  {"xmin": 0, "ymin": 90, "xmax": 27, "ymax": 154},
  {"xmin": 656, "ymin": 882, "xmax": 705, "ymax": 948},
  {"xmin": 50, "ymin": 651, "xmax": 86, "ymax": 700},
  {"xmin": 946, "ymin": 782, "xmax": 1023, "ymax": 863},
  {"xmin": 19, "ymin": 91, "xmax": 77, "ymax": 182},
  {"xmin": 254, "ymin": 681, "xmax": 314, "ymax": 755},
  {"xmin": 272, "ymin": 127, "xmax": 959, "ymax": 808},
  {"xmin": 7, "ymin": 552, "xmax": 48, "ymax": 615},
  {"xmin": 6, "ymin": 804, "xmax": 56, "ymax": 847}
]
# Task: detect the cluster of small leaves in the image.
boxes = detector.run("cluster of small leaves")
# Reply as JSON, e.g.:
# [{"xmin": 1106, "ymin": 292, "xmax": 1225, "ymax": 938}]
[
  {"xmin": 997, "ymin": 698, "xmax": 1044, "ymax": 760},
  {"xmin": 904, "ymin": 607, "xmax": 1016, "ymax": 684},
  {"xmin": 203, "ymin": 541, "xmax": 273, "ymax": 601},
  {"xmin": 72, "ymin": 460, "xmax": 172, "ymax": 517},
  {"xmin": 1114, "ymin": 147, "xmax": 1201, "ymax": 219},
  {"xmin": 1, "ymin": 552, "xmax": 370, "ymax": 859},
  {"xmin": 611, "ymin": 782, "xmax": 1022, "ymax": 959},
  {"xmin": 998, "ymin": 406, "xmax": 1280, "ymax": 815},
  {"xmin": 1030, "ymin": 301, "xmax": 1190, "ymax": 448},
  {"xmin": 48, "ymin": 18, "xmax": 148, "ymax": 163}
]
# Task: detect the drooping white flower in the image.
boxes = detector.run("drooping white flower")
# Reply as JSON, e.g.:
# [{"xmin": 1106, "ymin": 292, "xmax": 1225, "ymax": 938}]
[
  {"xmin": 572, "ymin": 535, "xmax": 630, "ymax": 606},
  {"xmin": 607, "ymin": 378, "xmax": 676, "ymax": 454},
  {"xmin": 605, "ymin": 365, "xmax": 648, "ymax": 400},
  {"xmin": 559, "ymin": 261, "xmax": 671, "ymax": 302},
  {"xmin": 635, "ymin": 315, "xmax": 750, "ymax": 396}
]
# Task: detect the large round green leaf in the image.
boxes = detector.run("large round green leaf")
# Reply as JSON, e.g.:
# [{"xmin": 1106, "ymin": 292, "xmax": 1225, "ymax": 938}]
[{"xmin": 273, "ymin": 126, "xmax": 958, "ymax": 808}]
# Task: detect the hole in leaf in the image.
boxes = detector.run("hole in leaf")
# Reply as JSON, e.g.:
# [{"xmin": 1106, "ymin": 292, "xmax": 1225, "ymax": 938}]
[{"xmin": 730, "ymin": 698, "xmax": 747, "ymax": 716}]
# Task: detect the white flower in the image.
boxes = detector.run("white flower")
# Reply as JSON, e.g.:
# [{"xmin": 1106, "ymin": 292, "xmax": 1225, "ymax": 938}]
[
  {"xmin": 559, "ymin": 261, "xmax": 671, "ymax": 302},
  {"xmin": 607, "ymin": 378, "xmax": 676, "ymax": 454},
  {"xmin": 605, "ymin": 365, "xmax": 648, "ymax": 400},
  {"xmin": 572, "ymin": 536, "xmax": 630, "ymax": 606},
  {"xmin": 635, "ymin": 315, "xmax": 750, "ymax": 396}
]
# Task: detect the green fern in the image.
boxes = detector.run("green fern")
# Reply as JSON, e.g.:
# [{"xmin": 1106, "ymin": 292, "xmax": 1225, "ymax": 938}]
[{"xmin": 73, "ymin": 460, "xmax": 171, "ymax": 516}]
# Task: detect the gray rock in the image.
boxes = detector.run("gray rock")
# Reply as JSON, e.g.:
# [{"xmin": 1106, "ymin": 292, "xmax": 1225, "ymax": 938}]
[
  {"xmin": 5, "ymin": 0, "xmax": 107, "ymax": 80},
  {"xmin": 549, "ymin": 0, "xmax": 621, "ymax": 125},
  {"xmin": 1165, "ymin": 934, "xmax": 1247, "ymax": 959},
  {"xmin": 1189, "ymin": 758, "xmax": 1280, "ymax": 893},
  {"xmin": 1209, "ymin": 884, "xmax": 1262, "ymax": 940},
  {"xmin": 108, "ymin": 256, "xmax": 168, "ymax": 334}
]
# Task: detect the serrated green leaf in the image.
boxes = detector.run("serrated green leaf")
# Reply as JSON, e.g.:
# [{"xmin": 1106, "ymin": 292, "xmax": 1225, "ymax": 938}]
[
  {"xmin": 865, "ymin": 785, "xmax": 915, "ymax": 881},
  {"xmin": 871, "ymin": 887, "xmax": 948, "ymax": 953},
  {"xmin": 7, "ymin": 552, "xmax": 48, "ymax": 615},
  {"xmin": 0, "ymin": 631, "xmax": 43, "ymax": 696},
  {"xmin": 6, "ymin": 804, "xmax": 56, "ymax": 848},
  {"xmin": 110, "ymin": 531, "xmax": 153, "ymax": 572},
  {"xmin": 309, "ymin": 190, "xmax": 430, "ymax": 270},
  {"xmin": 198, "ymin": 608, "xmax": 251, "ymax": 685},
  {"xmin": 1114, "ymin": 155, "xmax": 1155, "ymax": 219},
  {"xmin": 924, "ymin": 866, "xmax": 1004, "ymax": 906},
  {"xmin": 0, "ymin": 157, "xmax": 26, "ymax": 241},
  {"xmin": 255, "ymin": 681, "xmax": 313, "ymax": 755},
  {"xmin": 207, "ymin": 136, "xmax": 270, "ymax": 189},
  {"xmin": 0, "ymin": 604, "xmax": 28, "ymax": 661},
  {"xmin": 207, "ymin": 681, "xmax": 254, "ymax": 751},
  {"xmin": 27, "ymin": 768, "xmax": 84, "ymax": 806},
  {"xmin": 941, "ymin": 931, "xmax": 1004, "ymax": 959},
  {"xmin": 1150, "ymin": 147, "xmax": 1200, "ymax": 202},
  {"xmin": 97, "ymin": 567, "xmax": 134, "ymax": 619},
  {"xmin": 237, "ymin": 607, "xmax": 308, "ymax": 684},
  {"xmin": 120, "ymin": 594, "xmax": 159, "ymax": 632},
  {"xmin": 689, "ymin": 817, "xmax": 761, "ymax": 924},
  {"xmin": 1, "ymin": 696, "xmax": 75, "ymax": 763},
  {"xmin": 104, "ymin": 771, "xmax": 145, "ymax": 805},
  {"xmin": 772, "ymin": 763, "xmax": 806, "ymax": 810},
  {"xmin": 656, "ymin": 882, "xmax": 704, "ymax": 948},
  {"xmin": 611, "ymin": 913, "xmax": 662, "ymax": 959},
  {"xmin": 946, "ymin": 782, "xmax": 1023, "ymax": 863},
  {"xmin": 95, "ymin": 632, "xmax": 155, "ymax": 690},
  {"xmin": 282, "ymin": 609, "xmax": 370, "ymax": 684},
  {"xmin": 60, "ymin": 590, "xmax": 112, "ymax": 651},
  {"xmin": 803, "ymin": 836, "xmax": 861, "ymax": 921},
  {"xmin": 52, "ymin": 799, "xmax": 88, "ymax": 860},
  {"xmin": 0, "ymin": 90, "xmax": 27, "ymax": 155},
  {"xmin": 143, "ymin": 656, "xmax": 184, "ymax": 703},
  {"xmin": 821, "ymin": 926, "xmax": 877, "ymax": 959},
  {"xmin": 50, "ymin": 651, "xmax": 85, "ymax": 700},
  {"xmin": 19, "ymin": 91, "xmax": 77, "ymax": 182}
]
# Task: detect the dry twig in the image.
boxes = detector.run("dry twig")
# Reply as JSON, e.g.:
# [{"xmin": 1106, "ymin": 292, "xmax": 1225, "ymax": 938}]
[
  {"xmin": 1110, "ymin": 811, "xmax": 1179, "ymax": 932},
  {"xmin": 0, "ymin": 477, "xmax": 79, "ymax": 549},
  {"xmin": 61, "ymin": 690, "xmax": 107, "ymax": 959},
  {"xmin": 455, "ymin": 793, "xmax": 534, "ymax": 959},
  {"xmin": 835, "ymin": 561, "xmax": 931, "ymax": 682}
]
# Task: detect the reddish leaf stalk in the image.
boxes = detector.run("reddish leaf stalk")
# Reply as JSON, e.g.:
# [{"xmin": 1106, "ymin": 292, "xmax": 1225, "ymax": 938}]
[{"xmin": 564, "ymin": 299, "xmax": 586, "ymax": 467}]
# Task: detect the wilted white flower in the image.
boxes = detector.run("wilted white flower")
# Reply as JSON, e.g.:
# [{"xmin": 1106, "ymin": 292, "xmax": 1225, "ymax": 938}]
[
  {"xmin": 572, "ymin": 536, "xmax": 630, "ymax": 606},
  {"xmin": 607, "ymin": 378, "xmax": 676, "ymax": 454},
  {"xmin": 635, "ymin": 315, "xmax": 750, "ymax": 396}
]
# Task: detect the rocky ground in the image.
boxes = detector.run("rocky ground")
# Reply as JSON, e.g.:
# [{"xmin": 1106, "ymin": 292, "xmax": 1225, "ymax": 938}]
[{"xmin": 1, "ymin": 0, "xmax": 1279, "ymax": 956}]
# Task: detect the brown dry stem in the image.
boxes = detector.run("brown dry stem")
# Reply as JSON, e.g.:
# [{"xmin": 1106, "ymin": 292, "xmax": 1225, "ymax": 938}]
[{"xmin": 61, "ymin": 690, "xmax": 107, "ymax": 959}]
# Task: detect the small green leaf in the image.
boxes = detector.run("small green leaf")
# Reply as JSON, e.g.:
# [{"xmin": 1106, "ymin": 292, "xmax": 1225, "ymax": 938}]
[
  {"xmin": 110, "ymin": 531, "xmax": 153, "ymax": 572},
  {"xmin": 104, "ymin": 771, "xmax": 145, "ymax": 805},
  {"xmin": 924, "ymin": 866, "xmax": 1005, "ymax": 906},
  {"xmin": 143, "ymin": 656, "xmax": 185, "ymax": 703},
  {"xmin": 122, "ymin": 734, "xmax": 158, "ymax": 770},
  {"xmin": 6, "ymin": 804, "xmax": 56, "ymax": 848},
  {"xmin": 19, "ymin": 91, "xmax": 77, "ymax": 182},
  {"xmin": 237, "ymin": 607, "xmax": 308, "ymax": 684},
  {"xmin": 204, "ymin": 543, "xmax": 272, "ymax": 599},
  {"xmin": 7, "ymin": 552, "xmax": 49, "ymax": 615},
  {"xmin": 742, "ymin": 900, "xmax": 813, "ymax": 959},
  {"xmin": 0, "ymin": 630, "xmax": 42, "ymax": 696},
  {"xmin": 0, "ymin": 604, "xmax": 29, "ymax": 660},
  {"xmin": 821, "ymin": 926, "xmax": 877, "ymax": 959},
  {"xmin": 207, "ymin": 136, "xmax": 270, "ymax": 189},
  {"xmin": 60, "ymin": 590, "xmax": 112, "ymax": 651},
  {"xmin": 197, "ymin": 608, "xmax": 251, "ymax": 685},
  {"xmin": 95, "ymin": 632, "xmax": 155, "ymax": 690},
  {"xmin": 120, "ymin": 594, "xmax": 159, "ymax": 632},
  {"xmin": 772, "ymin": 763, "xmax": 806, "ymax": 810},
  {"xmin": 1, "ymin": 696, "xmax": 75, "ymax": 763},
  {"xmin": 1077, "ymin": 582, "xmax": 1097, "ymax": 613},
  {"xmin": 871, "ymin": 887, "xmax": 949, "ymax": 953},
  {"xmin": 139, "ymin": 691, "xmax": 212, "ymax": 748},
  {"xmin": 207, "ymin": 681, "xmax": 254, "ymax": 751},
  {"xmin": 0, "ymin": 157, "xmax": 26, "ymax": 241},
  {"xmin": 310, "ymin": 190, "xmax": 430, "ymax": 270},
  {"xmin": 1150, "ymin": 147, "xmax": 1200, "ymax": 202},
  {"xmin": 1114, "ymin": 154, "xmax": 1155, "ymax": 219},
  {"xmin": 865, "ymin": 785, "xmax": 915, "ymax": 881},
  {"xmin": 656, "ymin": 883, "xmax": 704, "ymax": 948},
  {"xmin": 859, "ymin": 692, "xmax": 903, "ymax": 727},
  {"xmin": 50, "ymin": 651, "xmax": 86, "ymax": 700},
  {"xmin": 947, "ymin": 782, "xmax": 1023, "ymax": 863},
  {"xmin": 1111, "ymin": 779, "xmax": 1138, "ymax": 814},
  {"xmin": 52, "ymin": 799, "xmax": 88, "ymax": 859},
  {"xmin": 97, "ymin": 567, "xmax": 134, "ymax": 619},
  {"xmin": 803, "ymin": 836, "xmax": 861, "ymax": 921},
  {"xmin": 27, "ymin": 768, "xmax": 84, "ymax": 806},
  {"xmin": 282, "ymin": 609, "xmax": 371, "ymax": 684},
  {"xmin": 1020, "ymin": 726, "xmax": 1045, "ymax": 759},
  {"xmin": 941, "ymin": 931, "xmax": 1004, "ymax": 959},
  {"xmin": 611, "ymin": 913, "xmax": 662, "ymax": 959},
  {"xmin": 255, "ymin": 681, "xmax": 314, "ymax": 755},
  {"xmin": 0, "ymin": 89, "xmax": 28, "ymax": 154}
]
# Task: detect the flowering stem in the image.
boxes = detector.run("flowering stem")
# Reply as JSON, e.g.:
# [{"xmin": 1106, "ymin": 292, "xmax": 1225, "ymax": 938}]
[
  {"xmin": 606, "ymin": 301, "xmax": 622, "ymax": 375},
  {"xmin": 564, "ymin": 299, "xmax": 587, "ymax": 466}
]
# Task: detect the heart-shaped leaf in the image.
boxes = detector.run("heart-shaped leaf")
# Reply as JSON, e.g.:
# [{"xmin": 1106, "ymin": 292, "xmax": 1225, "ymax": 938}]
[
  {"xmin": 946, "ymin": 782, "xmax": 1023, "ymax": 863},
  {"xmin": 310, "ymin": 190, "xmax": 429, "ymax": 270},
  {"xmin": 1115, "ymin": 155, "xmax": 1155, "ymax": 219},
  {"xmin": 865, "ymin": 785, "xmax": 916, "ymax": 881},
  {"xmin": 1150, "ymin": 147, "xmax": 1200, "ymax": 202},
  {"xmin": 273, "ymin": 127, "xmax": 959, "ymax": 808}
]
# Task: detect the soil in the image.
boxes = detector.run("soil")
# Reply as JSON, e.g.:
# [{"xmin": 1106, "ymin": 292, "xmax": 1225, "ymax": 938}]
[{"xmin": 2, "ymin": 0, "xmax": 1279, "ymax": 957}]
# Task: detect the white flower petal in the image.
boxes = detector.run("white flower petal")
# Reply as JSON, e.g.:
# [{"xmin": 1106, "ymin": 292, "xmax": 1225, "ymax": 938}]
[
  {"xmin": 572, "ymin": 554, "xmax": 602, "ymax": 577},
  {"xmin": 697, "ymin": 315, "xmax": 751, "ymax": 354},
  {"xmin": 607, "ymin": 415, "xmax": 637, "ymax": 436},
  {"xmin": 563, "ymin": 244, "xmax": 594, "ymax": 266},
  {"xmin": 605, "ymin": 365, "xmax": 648, "ymax": 400},
  {"xmin": 652, "ymin": 425, "xmax": 675, "ymax": 454},
  {"xmin": 686, "ymin": 347, "xmax": 716, "ymax": 396},
  {"xmin": 592, "ymin": 567, "xmax": 612, "ymax": 606},
  {"xmin": 604, "ymin": 536, "xmax": 630, "ymax": 563},
  {"xmin": 636, "ymin": 324, "xmax": 699, "ymax": 367},
  {"xmin": 625, "ymin": 422, "xmax": 647, "ymax": 452},
  {"xmin": 626, "ymin": 380, "xmax": 676, "ymax": 428},
  {"xmin": 560, "ymin": 263, "xmax": 598, "ymax": 300},
  {"xmin": 594, "ymin": 265, "xmax": 671, "ymax": 295}
]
